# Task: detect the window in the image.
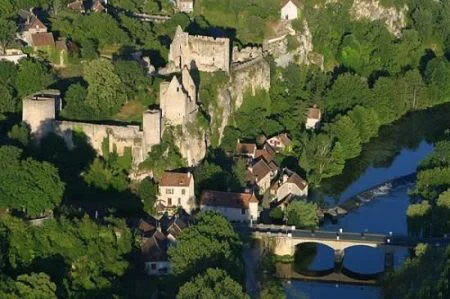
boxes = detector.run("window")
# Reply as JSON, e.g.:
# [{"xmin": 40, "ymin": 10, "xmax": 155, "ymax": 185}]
[
  {"xmin": 241, "ymin": 209, "xmax": 246, "ymax": 215},
  {"xmin": 178, "ymin": 198, "xmax": 181, "ymax": 205},
  {"xmin": 168, "ymin": 198, "xmax": 172, "ymax": 206},
  {"xmin": 166, "ymin": 188, "xmax": 174, "ymax": 195},
  {"xmin": 151, "ymin": 263, "xmax": 156, "ymax": 270},
  {"xmin": 182, "ymin": 189, "xmax": 186, "ymax": 195}
]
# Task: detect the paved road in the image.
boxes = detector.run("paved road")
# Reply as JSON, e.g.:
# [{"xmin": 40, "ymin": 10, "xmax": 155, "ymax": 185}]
[{"xmin": 236, "ymin": 223, "xmax": 450, "ymax": 247}]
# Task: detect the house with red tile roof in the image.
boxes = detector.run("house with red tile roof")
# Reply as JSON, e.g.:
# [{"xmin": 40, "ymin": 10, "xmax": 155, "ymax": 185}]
[
  {"xmin": 200, "ymin": 190, "xmax": 259, "ymax": 222},
  {"xmin": 272, "ymin": 168, "xmax": 308, "ymax": 202},
  {"xmin": 266, "ymin": 133, "xmax": 292, "ymax": 152},
  {"xmin": 157, "ymin": 171, "xmax": 195, "ymax": 214},
  {"xmin": 305, "ymin": 104, "xmax": 321, "ymax": 130}
]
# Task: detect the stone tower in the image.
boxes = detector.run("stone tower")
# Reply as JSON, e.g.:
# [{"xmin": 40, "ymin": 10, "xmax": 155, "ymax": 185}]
[
  {"xmin": 22, "ymin": 90, "xmax": 60, "ymax": 141},
  {"xmin": 142, "ymin": 109, "xmax": 161, "ymax": 154}
]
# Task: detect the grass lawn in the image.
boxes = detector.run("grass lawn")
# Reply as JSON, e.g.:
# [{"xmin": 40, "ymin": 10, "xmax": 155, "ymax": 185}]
[{"xmin": 115, "ymin": 100, "xmax": 147, "ymax": 122}]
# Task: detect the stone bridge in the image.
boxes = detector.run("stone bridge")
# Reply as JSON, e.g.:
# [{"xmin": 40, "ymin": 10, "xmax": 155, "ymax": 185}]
[{"xmin": 242, "ymin": 224, "xmax": 450, "ymax": 274}]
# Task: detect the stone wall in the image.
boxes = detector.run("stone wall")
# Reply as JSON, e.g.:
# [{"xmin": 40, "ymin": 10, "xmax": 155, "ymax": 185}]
[
  {"xmin": 168, "ymin": 26, "xmax": 231, "ymax": 73},
  {"xmin": 54, "ymin": 120, "xmax": 146, "ymax": 165}
]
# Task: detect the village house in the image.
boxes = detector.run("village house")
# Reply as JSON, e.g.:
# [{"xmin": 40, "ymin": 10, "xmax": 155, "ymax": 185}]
[
  {"xmin": 281, "ymin": 0, "xmax": 299, "ymax": 20},
  {"xmin": 67, "ymin": 0, "xmax": 86, "ymax": 13},
  {"xmin": 136, "ymin": 212, "xmax": 190, "ymax": 276},
  {"xmin": 246, "ymin": 158, "xmax": 278, "ymax": 193},
  {"xmin": 92, "ymin": 0, "xmax": 106, "ymax": 12},
  {"xmin": 200, "ymin": 190, "xmax": 259, "ymax": 222},
  {"xmin": 235, "ymin": 141, "xmax": 257, "ymax": 159},
  {"xmin": 156, "ymin": 171, "xmax": 195, "ymax": 214},
  {"xmin": 20, "ymin": 13, "xmax": 52, "ymax": 47},
  {"xmin": 305, "ymin": 104, "xmax": 321, "ymax": 130},
  {"xmin": 177, "ymin": 0, "xmax": 194, "ymax": 13},
  {"xmin": 272, "ymin": 168, "xmax": 308, "ymax": 202},
  {"xmin": 266, "ymin": 133, "xmax": 292, "ymax": 152}
]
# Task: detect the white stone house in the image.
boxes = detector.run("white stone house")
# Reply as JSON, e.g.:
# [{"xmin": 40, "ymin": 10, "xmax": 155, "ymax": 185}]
[
  {"xmin": 177, "ymin": 0, "xmax": 194, "ymax": 13},
  {"xmin": 200, "ymin": 190, "xmax": 259, "ymax": 222},
  {"xmin": 274, "ymin": 168, "xmax": 308, "ymax": 201},
  {"xmin": 157, "ymin": 171, "xmax": 195, "ymax": 213},
  {"xmin": 281, "ymin": 0, "xmax": 299, "ymax": 20},
  {"xmin": 305, "ymin": 104, "xmax": 321, "ymax": 130}
]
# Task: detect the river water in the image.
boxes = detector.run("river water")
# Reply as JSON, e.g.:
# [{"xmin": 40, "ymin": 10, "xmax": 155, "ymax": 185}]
[{"xmin": 283, "ymin": 103, "xmax": 450, "ymax": 298}]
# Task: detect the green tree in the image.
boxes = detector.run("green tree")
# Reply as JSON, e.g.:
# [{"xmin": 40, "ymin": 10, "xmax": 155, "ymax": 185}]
[
  {"xmin": 299, "ymin": 134, "xmax": 345, "ymax": 185},
  {"xmin": 15, "ymin": 59, "xmax": 54, "ymax": 97},
  {"xmin": 0, "ymin": 18, "xmax": 15, "ymax": 53},
  {"xmin": 84, "ymin": 59, "xmax": 126, "ymax": 119},
  {"xmin": 13, "ymin": 273, "xmax": 57, "ymax": 299},
  {"xmin": 61, "ymin": 83, "xmax": 92, "ymax": 120},
  {"xmin": 7, "ymin": 123, "xmax": 30, "ymax": 147},
  {"xmin": 177, "ymin": 268, "xmax": 248, "ymax": 299},
  {"xmin": 231, "ymin": 158, "xmax": 247, "ymax": 190},
  {"xmin": 285, "ymin": 200, "xmax": 319, "ymax": 229},
  {"xmin": 348, "ymin": 106, "xmax": 380, "ymax": 143},
  {"xmin": 168, "ymin": 211, "xmax": 243, "ymax": 283},
  {"xmin": 113, "ymin": 59, "xmax": 150, "ymax": 100},
  {"xmin": 137, "ymin": 178, "xmax": 157, "ymax": 213},
  {"xmin": 83, "ymin": 158, "xmax": 128, "ymax": 192},
  {"xmin": 327, "ymin": 115, "xmax": 362, "ymax": 160},
  {"xmin": 0, "ymin": 146, "xmax": 64, "ymax": 217},
  {"xmin": 406, "ymin": 201, "xmax": 432, "ymax": 237}
]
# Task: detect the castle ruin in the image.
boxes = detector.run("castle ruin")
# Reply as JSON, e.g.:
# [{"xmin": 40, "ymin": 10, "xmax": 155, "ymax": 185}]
[
  {"xmin": 168, "ymin": 26, "xmax": 231, "ymax": 73},
  {"xmin": 23, "ymin": 68, "xmax": 206, "ymax": 169}
]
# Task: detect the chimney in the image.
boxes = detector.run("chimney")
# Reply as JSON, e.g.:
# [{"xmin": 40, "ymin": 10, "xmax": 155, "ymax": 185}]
[
  {"xmin": 187, "ymin": 171, "xmax": 191, "ymax": 178},
  {"xmin": 283, "ymin": 174, "xmax": 289, "ymax": 183}
]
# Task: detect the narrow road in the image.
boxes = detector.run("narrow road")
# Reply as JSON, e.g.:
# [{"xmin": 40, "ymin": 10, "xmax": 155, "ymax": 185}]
[{"xmin": 242, "ymin": 244, "xmax": 259, "ymax": 299}]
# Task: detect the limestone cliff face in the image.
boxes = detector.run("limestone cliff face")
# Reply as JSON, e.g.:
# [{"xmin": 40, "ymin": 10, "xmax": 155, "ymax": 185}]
[
  {"xmin": 350, "ymin": 0, "xmax": 407, "ymax": 37},
  {"xmin": 177, "ymin": 126, "xmax": 207, "ymax": 167},
  {"xmin": 263, "ymin": 21, "xmax": 324, "ymax": 70},
  {"xmin": 210, "ymin": 58, "xmax": 271, "ymax": 142}
]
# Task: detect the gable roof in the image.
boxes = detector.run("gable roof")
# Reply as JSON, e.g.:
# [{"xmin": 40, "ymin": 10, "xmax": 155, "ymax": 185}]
[
  {"xmin": 307, "ymin": 105, "xmax": 321, "ymax": 120},
  {"xmin": 31, "ymin": 32, "xmax": 55, "ymax": 47},
  {"xmin": 167, "ymin": 218, "xmax": 187, "ymax": 238},
  {"xmin": 92, "ymin": 0, "xmax": 105, "ymax": 12},
  {"xmin": 247, "ymin": 159, "xmax": 272, "ymax": 183},
  {"xmin": 283, "ymin": 168, "xmax": 307, "ymax": 190},
  {"xmin": 200, "ymin": 190, "xmax": 258, "ymax": 209},
  {"xmin": 141, "ymin": 230, "xmax": 168, "ymax": 262},
  {"xmin": 281, "ymin": 0, "xmax": 300, "ymax": 7},
  {"xmin": 67, "ymin": 0, "xmax": 85, "ymax": 11},
  {"xmin": 24, "ymin": 15, "xmax": 47, "ymax": 31},
  {"xmin": 160, "ymin": 172, "xmax": 192, "ymax": 187},
  {"xmin": 235, "ymin": 142, "xmax": 256, "ymax": 155}
]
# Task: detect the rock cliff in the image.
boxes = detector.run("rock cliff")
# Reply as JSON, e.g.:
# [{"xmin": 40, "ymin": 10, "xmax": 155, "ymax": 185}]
[
  {"xmin": 350, "ymin": 0, "xmax": 407, "ymax": 37},
  {"xmin": 210, "ymin": 58, "xmax": 271, "ymax": 143}
]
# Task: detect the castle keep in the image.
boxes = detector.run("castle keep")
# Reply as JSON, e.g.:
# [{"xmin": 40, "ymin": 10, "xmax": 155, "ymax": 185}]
[
  {"xmin": 168, "ymin": 26, "xmax": 231, "ymax": 73},
  {"xmin": 23, "ymin": 67, "xmax": 206, "ymax": 168}
]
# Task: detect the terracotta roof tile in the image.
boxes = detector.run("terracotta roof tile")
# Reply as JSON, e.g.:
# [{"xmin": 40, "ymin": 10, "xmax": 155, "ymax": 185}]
[
  {"xmin": 249, "ymin": 159, "xmax": 272, "ymax": 182},
  {"xmin": 25, "ymin": 16, "xmax": 47, "ymax": 31},
  {"xmin": 67, "ymin": 0, "xmax": 85, "ymax": 11},
  {"xmin": 235, "ymin": 142, "xmax": 256, "ymax": 155},
  {"xmin": 307, "ymin": 105, "xmax": 321, "ymax": 120},
  {"xmin": 200, "ymin": 190, "xmax": 258, "ymax": 209},
  {"xmin": 31, "ymin": 32, "xmax": 55, "ymax": 47},
  {"xmin": 159, "ymin": 172, "xmax": 192, "ymax": 187}
]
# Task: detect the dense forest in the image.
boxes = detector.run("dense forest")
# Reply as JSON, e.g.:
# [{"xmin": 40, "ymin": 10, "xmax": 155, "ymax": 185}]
[{"xmin": 1, "ymin": 0, "xmax": 450, "ymax": 297}]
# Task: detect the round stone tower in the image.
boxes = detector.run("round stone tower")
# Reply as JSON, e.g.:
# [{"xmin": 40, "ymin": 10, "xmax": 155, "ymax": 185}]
[
  {"xmin": 22, "ymin": 90, "xmax": 60, "ymax": 141},
  {"xmin": 142, "ymin": 109, "xmax": 161, "ymax": 154}
]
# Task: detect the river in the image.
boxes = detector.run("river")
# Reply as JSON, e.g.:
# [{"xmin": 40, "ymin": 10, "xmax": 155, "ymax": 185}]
[{"xmin": 283, "ymin": 103, "xmax": 450, "ymax": 298}]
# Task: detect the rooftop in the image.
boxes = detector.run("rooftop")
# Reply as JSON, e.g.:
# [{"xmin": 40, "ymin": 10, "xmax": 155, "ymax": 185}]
[
  {"xmin": 200, "ymin": 190, "xmax": 258, "ymax": 209},
  {"xmin": 307, "ymin": 105, "xmax": 321, "ymax": 120},
  {"xmin": 159, "ymin": 172, "xmax": 192, "ymax": 187},
  {"xmin": 235, "ymin": 142, "xmax": 256, "ymax": 155},
  {"xmin": 281, "ymin": 0, "xmax": 300, "ymax": 7},
  {"xmin": 31, "ymin": 32, "xmax": 54, "ymax": 47}
]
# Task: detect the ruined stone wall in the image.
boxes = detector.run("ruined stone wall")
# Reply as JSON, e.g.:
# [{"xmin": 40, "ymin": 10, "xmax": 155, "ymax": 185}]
[
  {"xmin": 54, "ymin": 120, "xmax": 146, "ymax": 165},
  {"xmin": 168, "ymin": 26, "xmax": 231, "ymax": 73}
]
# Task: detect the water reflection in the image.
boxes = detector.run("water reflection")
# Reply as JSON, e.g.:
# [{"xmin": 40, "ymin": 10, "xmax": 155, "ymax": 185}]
[{"xmin": 285, "ymin": 281, "xmax": 381, "ymax": 299}]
